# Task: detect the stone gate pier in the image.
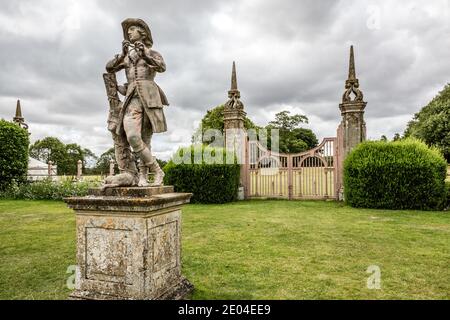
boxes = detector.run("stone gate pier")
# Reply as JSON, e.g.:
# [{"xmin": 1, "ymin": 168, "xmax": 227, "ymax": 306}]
[{"xmin": 64, "ymin": 186, "xmax": 193, "ymax": 300}]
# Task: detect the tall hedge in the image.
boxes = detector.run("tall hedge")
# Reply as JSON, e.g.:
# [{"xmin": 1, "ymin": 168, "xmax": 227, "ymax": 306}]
[
  {"xmin": 164, "ymin": 145, "xmax": 241, "ymax": 204},
  {"xmin": 344, "ymin": 139, "xmax": 447, "ymax": 210},
  {"xmin": 0, "ymin": 119, "xmax": 29, "ymax": 190}
]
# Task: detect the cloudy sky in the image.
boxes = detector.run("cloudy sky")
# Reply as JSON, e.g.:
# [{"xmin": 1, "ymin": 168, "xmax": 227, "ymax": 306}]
[{"xmin": 0, "ymin": 0, "xmax": 449, "ymax": 160}]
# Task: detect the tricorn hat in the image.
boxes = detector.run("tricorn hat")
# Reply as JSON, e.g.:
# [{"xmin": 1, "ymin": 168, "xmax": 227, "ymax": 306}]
[{"xmin": 121, "ymin": 18, "xmax": 153, "ymax": 47}]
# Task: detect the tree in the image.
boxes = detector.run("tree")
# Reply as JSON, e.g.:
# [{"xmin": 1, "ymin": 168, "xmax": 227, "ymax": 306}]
[
  {"xmin": 380, "ymin": 135, "xmax": 388, "ymax": 142},
  {"xmin": 29, "ymin": 137, "xmax": 69, "ymax": 175},
  {"xmin": 404, "ymin": 84, "xmax": 450, "ymax": 162},
  {"xmin": 83, "ymin": 148, "xmax": 98, "ymax": 169},
  {"xmin": 30, "ymin": 138, "xmax": 98, "ymax": 175},
  {"xmin": 268, "ymin": 111, "xmax": 309, "ymax": 131},
  {"xmin": 266, "ymin": 111, "xmax": 318, "ymax": 153},
  {"xmin": 0, "ymin": 119, "xmax": 29, "ymax": 189},
  {"xmin": 95, "ymin": 148, "xmax": 115, "ymax": 175},
  {"xmin": 65, "ymin": 143, "xmax": 85, "ymax": 175},
  {"xmin": 393, "ymin": 133, "xmax": 401, "ymax": 142},
  {"xmin": 192, "ymin": 105, "xmax": 259, "ymax": 144}
]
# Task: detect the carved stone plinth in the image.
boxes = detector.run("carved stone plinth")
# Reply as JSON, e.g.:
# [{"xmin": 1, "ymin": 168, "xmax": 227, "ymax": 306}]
[{"xmin": 64, "ymin": 187, "xmax": 193, "ymax": 300}]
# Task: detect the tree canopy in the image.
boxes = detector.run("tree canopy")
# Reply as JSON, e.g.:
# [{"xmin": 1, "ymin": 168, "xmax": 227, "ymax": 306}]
[
  {"xmin": 404, "ymin": 84, "xmax": 450, "ymax": 162},
  {"xmin": 29, "ymin": 137, "xmax": 97, "ymax": 175},
  {"xmin": 94, "ymin": 147, "xmax": 115, "ymax": 175},
  {"xmin": 266, "ymin": 111, "xmax": 318, "ymax": 153}
]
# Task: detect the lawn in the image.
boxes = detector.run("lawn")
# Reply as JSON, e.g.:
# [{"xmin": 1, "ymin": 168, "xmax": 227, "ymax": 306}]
[{"xmin": 0, "ymin": 200, "xmax": 448, "ymax": 300}]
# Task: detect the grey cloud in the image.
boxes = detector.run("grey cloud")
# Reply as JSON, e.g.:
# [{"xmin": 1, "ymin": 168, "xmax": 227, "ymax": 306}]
[{"xmin": 0, "ymin": 0, "xmax": 449, "ymax": 159}]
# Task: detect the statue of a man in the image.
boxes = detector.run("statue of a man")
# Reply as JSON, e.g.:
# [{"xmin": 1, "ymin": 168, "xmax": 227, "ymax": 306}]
[{"xmin": 104, "ymin": 18, "xmax": 168, "ymax": 187}]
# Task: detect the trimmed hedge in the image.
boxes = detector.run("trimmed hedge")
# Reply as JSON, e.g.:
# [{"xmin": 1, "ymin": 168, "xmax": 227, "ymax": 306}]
[
  {"xmin": 344, "ymin": 139, "xmax": 447, "ymax": 210},
  {"xmin": 0, "ymin": 119, "xmax": 29, "ymax": 190},
  {"xmin": 164, "ymin": 145, "xmax": 241, "ymax": 204}
]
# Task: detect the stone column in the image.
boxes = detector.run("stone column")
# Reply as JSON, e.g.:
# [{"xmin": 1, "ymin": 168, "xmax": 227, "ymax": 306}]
[
  {"xmin": 223, "ymin": 62, "xmax": 248, "ymax": 198},
  {"xmin": 336, "ymin": 46, "xmax": 367, "ymax": 199},
  {"xmin": 109, "ymin": 159, "xmax": 115, "ymax": 176},
  {"xmin": 77, "ymin": 160, "xmax": 83, "ymax": 181},
  {"xmin": 64, "ymin": 186, "xmax": 194, "ymax": 300},
  {"xmin": 48, "ymin": 161, "xmax": 54, "ymax": 177}
]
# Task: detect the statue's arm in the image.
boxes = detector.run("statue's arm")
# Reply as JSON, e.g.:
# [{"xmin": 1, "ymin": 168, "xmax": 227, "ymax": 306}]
[
  {"xmin": 142, "ymin": 50, "xmax": 166, "ymax": 73},
  {"xmin": 106, "ymin": 54, "xmax": 126, "ymax": 73}
]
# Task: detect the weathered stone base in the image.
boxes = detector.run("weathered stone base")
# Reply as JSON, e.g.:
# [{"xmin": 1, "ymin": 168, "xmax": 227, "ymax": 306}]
[
  {"xmin": 64, "ymin": 186, "xmax": 193, "ymax": 301},
  {"xmin": 69, "ymin": 277, "xmax": 194, "ymax": 300}
]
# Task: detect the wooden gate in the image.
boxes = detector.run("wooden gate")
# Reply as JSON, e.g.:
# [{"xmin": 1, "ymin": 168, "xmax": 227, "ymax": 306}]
[{"xmin": 246, "ymin": 138, "xmax": 337, "ymax": 200}]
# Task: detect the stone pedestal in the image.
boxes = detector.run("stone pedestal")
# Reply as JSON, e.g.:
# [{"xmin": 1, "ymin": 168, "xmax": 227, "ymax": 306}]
[{"xmin": 64, "ymin": 186, "xmax": 193, "ymax": 300}]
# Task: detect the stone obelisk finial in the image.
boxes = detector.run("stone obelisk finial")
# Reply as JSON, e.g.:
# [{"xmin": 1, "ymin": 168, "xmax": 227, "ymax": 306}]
[
  {"xmin": 13, "ymin": 99, "xmax": 29, "ymax": 130},
  {"xmin": 227, "ymin": 61, "xmax": 241, "ymax": 102},
  {"xmin": 231, "ymin": 61, "xmax": 238, "ymax": 91},
  {"xmin": 14, "ymin": 100, "xmax": 23, "ymax": 121},
  {"xmin": 343, "ymin": 45, "xmax": 364, "ymax": 103},
  {"xmin": 348, "ymin": 45, "xmax": 356, "ymax": 81},
  {"xmin": 225, "ymin": 61, "xmax": 244, "ymax": 109}
]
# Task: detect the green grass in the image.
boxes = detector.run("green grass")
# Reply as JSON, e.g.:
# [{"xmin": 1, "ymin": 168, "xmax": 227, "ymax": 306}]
[{"xmin": 0, "ymin": 200, "xmax": 449, "ymax": 300}]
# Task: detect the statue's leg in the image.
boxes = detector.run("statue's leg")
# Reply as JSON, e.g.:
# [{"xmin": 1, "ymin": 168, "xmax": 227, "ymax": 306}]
[
  {"xmin": 143, "ymin": 110, "xmax": 164, "ymax": 186},
  {"xmin": 123, "ymin": 98, "xmax": 155, "ymax": 186},
  {"xmin": 137, "ymin": 114, "xmax": 153, "ymax": 186}
]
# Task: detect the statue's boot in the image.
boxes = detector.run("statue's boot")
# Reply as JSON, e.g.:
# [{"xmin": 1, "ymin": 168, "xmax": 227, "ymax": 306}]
[
  {"xmin": 135, "ymin": 146, "xmax": 153, "ymax": 187},
  {"xmin": 138, "ymin": 166, "xmax": 150, "ymax": 187},
  {"xmin": 148, "ymin": 160, "xmax": 165, "ymax": 187}
]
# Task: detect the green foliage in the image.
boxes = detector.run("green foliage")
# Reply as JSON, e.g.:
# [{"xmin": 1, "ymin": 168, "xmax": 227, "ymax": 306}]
[
  {"xmin": 266, "ymin": 111, "xmax": 318, "ymax": 153},
  {"xmin": 344, "ymin": 139, "xmax": 447, "ymax": 210},
  {"xmin": 29, "ymin": 137, "xmax": 67, "ymax": 174},
  {"xmin": 164, "ymin": 145, "xmax": 241, "ymax": 204},
  {"xmin": 192, "ymin": 105, "xmax": 259, "ymax": 144},
  {"xmin": 0, "ymin": 179, "xmax": 92, "ymax": 201},
  {"xmin": 268, "ymin": 110, "xmax": 308, "ymax": 131},
  {"xmin": 0, "ymin": 119, "xmax": 30, "ymax": 190},
  {"xmin": 404, "ymin": 83, "xmax": 450, "ymax": 162},
  {"xmin": 30, "ymin": 137, "xmax": 98, "ymax": 175},
  {"xmin": 94, "ymin": 147, "xmax": 116, "ymax": 175},
  {"xmin": 157, "ymin": 158, "xmax": 168, "ymax": 168}
]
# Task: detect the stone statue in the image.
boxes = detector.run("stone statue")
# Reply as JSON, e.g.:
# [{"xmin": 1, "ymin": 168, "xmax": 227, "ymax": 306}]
[{"xmin": 103, "ymin": 18, "xmax": 168, "ymax": 188}]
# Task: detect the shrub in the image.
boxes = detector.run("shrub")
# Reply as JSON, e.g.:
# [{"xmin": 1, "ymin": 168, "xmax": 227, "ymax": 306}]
[
  {"xmin": 0, "ymin": 119, "xmax": 29, "ymax": 190},
  {"xmin": 0, "ymin": 179, "xmax": 93, "ymax": 201},
  {"xmin": 344, "ymin": 139, "xmax": 447, "ymax": 210},
  {"xmin": 164, "ymin": 145, "xmax": 241, "ymax": 204}
]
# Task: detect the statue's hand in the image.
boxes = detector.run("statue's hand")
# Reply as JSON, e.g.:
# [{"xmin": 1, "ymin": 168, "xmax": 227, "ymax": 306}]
[
  {"xmin": 122, "ymin": 40, "xmax": 131, "ymax": 55},
  {"xmin": 135, "ymin": 41, "xmax": 145, "ymax": 57}
]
